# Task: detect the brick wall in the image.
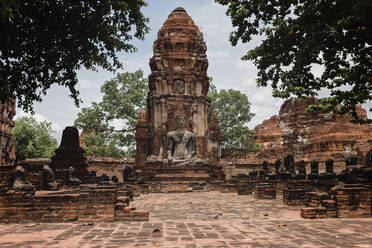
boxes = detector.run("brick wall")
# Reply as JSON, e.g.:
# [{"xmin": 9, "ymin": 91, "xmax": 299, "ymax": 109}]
[{"xmin": 0, "ymin": 185, "xmax": 148, "ymax": 223}]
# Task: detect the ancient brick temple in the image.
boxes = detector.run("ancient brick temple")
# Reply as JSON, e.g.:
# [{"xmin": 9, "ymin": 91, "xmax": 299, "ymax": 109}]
[
  {"xmin": 254, "ymin": 97, "xmax": 372, "ymax": 164},
  {"xmin": 0, "ymin": 98, "xmax": 16, "ymax": 166},
  {"xmin": 50, "ymin": 126, "xmax": 90, "ymax": 184},
  {"xmin": 136, "ymin": 7, "xmax": 221, "ymax": 174}
]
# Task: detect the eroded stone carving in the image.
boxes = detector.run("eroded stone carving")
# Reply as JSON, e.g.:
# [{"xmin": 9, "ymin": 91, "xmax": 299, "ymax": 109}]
[
  {"xmin": 166, "ymin": 112, "xmax": 197, "ymax": 164},
  {"xmin": 274, "ymin": 156, "xmax": 293, "ymax": 179},
  {"xmin": 99, "ymin": 173, "xmax": 111, "ymax": 184},
  {"xmin": 358, "ymin": 150, "xmax": 372, "ymax": 180},
  {"xmin": 111, "ymin": 175, "xmax": 119, "ymax": 184},
  {"xmin": 365, "ymin": 149, "xmax": 372, "ymax": 167},
  {"xmin": 319, "ymin": 159, "xmax": 335, "ymax": 180},
  {"xmin": 338, "ymin": 156, "xmax": 359, "ymax": 184},
  {"xmin": 42, "ymin": 164, "xmax": 58, "ymax": 190},
  {"xmin": 51, "ymin": 126, "xmax": 89, "ymax": 184},
  {"xmin": 248, "ymin": 170, "xmax": 258, "ymax": 180},
  {"xmin": 258, "ymin": 161, "xmax": 268, "ymax": 179},
  {"xmin": 68, "ymin": 166, "xmax": 81, "ymax": 185},
  {"xmin": 346, "ymin": 155, "xmax": 357, "ymax": 170},
  {"xmin": 307, "ymin": 160, "xmax": 319, "ymax": 180},
  {"xmin": 123, "ymin": 165, "xmax": 134, "ymax": 182},
  {"xmin": 284, "ymin": 154, "xmax": 295, "ymax": 174},
  {"xmin": 258, "ymin": 160, "xmax": 275, "ymax": 180},
  {"xmin": 274, "ymin": 158, "xmax": 282, "ymax": 175},
  {"xmin": 174, "ymin": 79, "xmax": 185, "ymax": 94},
  {"xmin": 294, "ymin": 160, "xmax": 306, "ymax": 180},
  {"xmin": 12, "ymin": 165, "xmax": 33, "ymax": 191}
]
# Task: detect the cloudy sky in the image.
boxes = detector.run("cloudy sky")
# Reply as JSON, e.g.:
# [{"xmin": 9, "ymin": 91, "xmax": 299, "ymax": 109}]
[{"xmin": 18, "ymin": 0, "xmax": 371, "ymax": 141}]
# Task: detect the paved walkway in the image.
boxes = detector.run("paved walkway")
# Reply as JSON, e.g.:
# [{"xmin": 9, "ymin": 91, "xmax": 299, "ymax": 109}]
[{"xmin": 0, "ymin": 192, "xmax": 371, "ymax": 247}]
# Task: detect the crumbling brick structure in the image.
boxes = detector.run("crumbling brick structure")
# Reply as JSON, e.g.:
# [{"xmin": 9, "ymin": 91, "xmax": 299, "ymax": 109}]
[
  {"xmin": 0, "ymin": 185, "xmax": 149, "ymax": 223},
  {"xmin": 254, "ymin": 97, "xmax": 372, "ymax": 164},
  {"xmin": 0, "ymin": 98, "xmax": 16, "ymax": 166},
  {"xmin": 50, "ymin": 126, "xmax": 90, "ymax": 184},
  {"xmin": 301, "ymin": 184, "xmax": 371, "ymax": 219}
]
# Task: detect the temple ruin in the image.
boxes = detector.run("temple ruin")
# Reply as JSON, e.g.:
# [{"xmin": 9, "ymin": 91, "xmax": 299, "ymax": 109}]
[
  {"xmin": 135, "ymin": 7, "xmax": 222, "ymax": 180},
  {"xmin": 0, "ymin": 98, "xmax": 16, "ymax": 167},
  {"xmin": 253, "ymin": 97, "xmax": 372, "ymax": 166},
  {"xmin": 0, "ymin": 7, "xmax": 371, "ymax": 234}
]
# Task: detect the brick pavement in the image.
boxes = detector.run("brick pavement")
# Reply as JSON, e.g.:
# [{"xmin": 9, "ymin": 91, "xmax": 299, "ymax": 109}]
[{"xmin": 0, "ymin": 192, "xmax": 371, "ymax": 247}]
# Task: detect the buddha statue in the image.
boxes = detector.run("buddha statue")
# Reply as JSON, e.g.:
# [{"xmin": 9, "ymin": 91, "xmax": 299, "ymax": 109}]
[
  {"xmin": 166, "ymin": 112, "xmax": 197, "ymax": 166},
  {"xmin": 293, "ymin": 160, "xmax": 306, "ymax": 180},
  {"xmin": 12, "ymin": 166, "xmax": 34, "ymax": 191},
  {"xmin": 67, "ymin": 166, "xmax": 81, "ymax": 185},
  {"xmin": 42, "ymin": 164, "xmax": 58, "ymax": 190},
  {"xmin": 319, "ymin": 159, "xmax": 335, "ymax": 180},
  {"xmin": 307, "ymin": 160, "xmax": 319, "ymax": 180}
]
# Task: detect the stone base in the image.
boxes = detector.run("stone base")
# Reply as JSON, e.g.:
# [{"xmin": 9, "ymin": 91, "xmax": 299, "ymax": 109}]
[
  {"xmin": 300, "ymin": 184, "xmax": 372, "ymax": 219},
  {"xmin": 253, "ymin": 182, "xmax": 276, "ymax": 199},
  {"xmin": 301, "ymin": 207, "xmax": 327, "ymax": 219},
  {"xmin": 331, "ymin": 184, "xmax": 371, "ymax": 218},
  {"xmin": 283, "ymin": 188, "xmax": 308, "ymax": 206},
  {"xmin": 139, "ymin": 161, "xmax": 225, "ymax": 193},
  {"xmin": 153, "ymin": 167, "xmax": 215, "ymax": 182},
  {"xmin": 237, "ymin": 183, "xmax": 252, "ymax": 195}
]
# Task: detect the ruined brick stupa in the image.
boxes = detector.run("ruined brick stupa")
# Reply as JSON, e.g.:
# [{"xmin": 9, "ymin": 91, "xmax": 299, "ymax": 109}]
[
  {"xmin": 0, "ymin": 98, "xmax": 16, "ymax": 166},
  {"xmin": 136, "ymin": 7, "xmax": 221, "ymax": 176}
]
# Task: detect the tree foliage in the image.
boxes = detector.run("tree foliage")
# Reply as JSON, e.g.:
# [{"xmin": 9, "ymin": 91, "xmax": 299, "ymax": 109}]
[
  {"xmin": 74, "ymin": 70, "xmax": 148, "ymax": 158},
  {"xmin": 82, "ymin": 133, "xmax": 127, "ymax": 158},
  {"xmin": 12, "ymin": 116, "xmax": 58, "ymax": 161},
  {"xmin": 0, "ymin": 0, "xmax": 149, "ymax": 112},
  {"xmin": 208, "ymin": 84, "xmax": 260, "ymax": 152},
  {"xmin": 216, "ymin": 0, "xmax": 372, "ymax": 123}
]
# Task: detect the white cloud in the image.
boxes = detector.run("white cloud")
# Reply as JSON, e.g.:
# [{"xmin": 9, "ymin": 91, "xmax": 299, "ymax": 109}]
[
  {"xmin": 77, "ymin": 79, "xmax": 98, "ymax": 90},
  {"xmin": 235, "ymin": 60, "xmax": 258, "ymax": 75},
  {"xmin": 207, "ymin": 50, "xmax": 232, "ymax": 61}
]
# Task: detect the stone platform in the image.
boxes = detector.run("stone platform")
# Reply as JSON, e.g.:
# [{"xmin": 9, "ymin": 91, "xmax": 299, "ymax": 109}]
[
  {"xmin": 153, "ymin": 168, "xmax": 215, "ymax": 181},
  {"xmin": 144, "ymin": 166, "xmax": 225, "ymax": 193},
  {"xmin": 1, "ymin": 192, "xmax": 371, "ymax": 247}
]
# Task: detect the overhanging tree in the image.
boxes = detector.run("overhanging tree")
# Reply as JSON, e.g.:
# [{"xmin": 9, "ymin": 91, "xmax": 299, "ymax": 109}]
[
  {"xmin": 215, "ymin": 0, "xmax": 372, "ymax": 123},
  {"xmin": 0, "ymin": 0, "xmax": 149, "ymax": 111},
  {"xmin": 74, "ymin": 70, "xmax": 148, "ymax": 158},
  {"xmin": 208, "ymin": 84, "xmax": 260, "ymax": 153}
]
